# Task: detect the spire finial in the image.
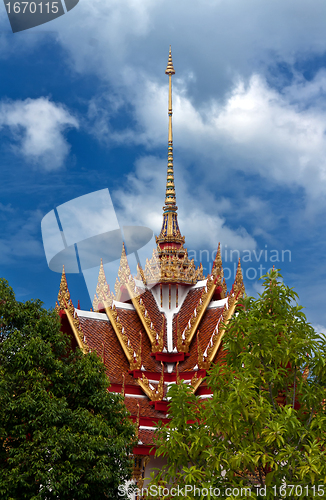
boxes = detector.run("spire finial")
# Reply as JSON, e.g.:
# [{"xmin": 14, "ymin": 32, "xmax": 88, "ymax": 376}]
[
  {"xmin": 233, "ymin": 259, "xmax": 245, "ymax": 298},
  {"xmin": 156, "ymin": 48, "xmax": 185, "ymax": 250},
  {"xmin": 154, "ymin": 47, "xmax": 205, "ymax": 286},
  {"xmin": 93, "ymin": 258, "xmax": 112, "ymax": 311},
  {"xmin": 114, "ymin": 242, "xmax": 131, "ymax": 299},
  {"xmin": 164, "ymin": 46, "xmax": 176, "ymax": 210},
  {"xmin": 56, "ymin": 265, "xmax": 71, "ymax": 311},
  {"xmin": 165, "ymin": 45, "xmax": 175, "ymax": 76}
]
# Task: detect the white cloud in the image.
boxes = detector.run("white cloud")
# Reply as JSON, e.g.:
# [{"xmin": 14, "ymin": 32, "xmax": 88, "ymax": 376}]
[
  {"xmin": 53, "ymin": 0, "xmax": 326, "ymax": 94},
  {"xmin": 175, "ymin": 73, "xmax": 326, "ymax": 202},
  {"xmin": 36, "ymin": 0, "xmax": 326, "ymax": 209},
  {"xmin": 0, "ymin": 202, "xmax": 14, "ymax": 214},
  {"xmin": 0, "ymin": 97, "xmax": 78, "ymax": 170},
  {"xmin": 215, "ymin": 75, "xmax": 326, "ymax": 189},
  {"xmin": 86, "ymin": 71, "xmax": 326, "ymax": 215},
  {"xmin": 3, "ymin": 1, "xmax": 326, "ymax": 204}
]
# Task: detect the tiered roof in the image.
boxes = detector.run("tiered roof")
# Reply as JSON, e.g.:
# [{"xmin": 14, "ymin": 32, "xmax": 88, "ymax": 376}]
[{"xmin": 56, "ymin": 48, "xmax": 245, "ymax": 459}]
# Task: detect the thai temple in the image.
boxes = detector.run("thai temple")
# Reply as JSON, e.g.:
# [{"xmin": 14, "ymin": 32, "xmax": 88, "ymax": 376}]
[{"xmin": 55, "ymin": 48, "xmax": 245, "ymax": 493}]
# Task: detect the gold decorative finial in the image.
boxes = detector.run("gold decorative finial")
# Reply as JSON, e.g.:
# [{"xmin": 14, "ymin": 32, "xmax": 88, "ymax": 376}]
[
  {"xmin": 115, "ymin": 242, "xmax": 131, "ymax": 299},
  {"xmin": 233, "ymin": 259, "xmax": 245, "ymax": 298},
  {"xmin": 164, "ymin": 46, "xmax": 176, "ymax": 207},
  {"xmin": 93, "ymin": 259, "xmax": 113, "ymax": 311},
  {"xmin": 157, "ymin": 47, "xmax": 182, "ymax": 245},
  {"xmin": 165, "ymin": 45, "xmax": 175, "ymax": 76},
  {"xmin": 56, "ymin": 265, "xmax": 70, "ymax": 311},
  {"xmin": 151, "ymin": 48, "xmax": 203, "ymax": 285},
  {"xmin": 55, "ymin": 265, "xmax": 89, "ymax": 354}
]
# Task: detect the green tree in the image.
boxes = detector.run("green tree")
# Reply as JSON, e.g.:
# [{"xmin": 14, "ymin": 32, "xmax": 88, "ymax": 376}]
[
  {"xmin": 0, "ymin": 278, "xmax": 135, "ymax": 500},
  {"xmin": 152, "ymin": 270, "xmax": 326, "ymax": 499}
]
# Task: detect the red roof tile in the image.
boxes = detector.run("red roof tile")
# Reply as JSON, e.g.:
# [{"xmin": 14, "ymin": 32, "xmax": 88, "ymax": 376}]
[
  {"xmin": 138, "ymin": 429, "xmax": 156, "ymax": 446},
  {"xmin": 140, "ymin": 289, "xmax": 164, "ymax": 335},
  {"xmin": 79, "ymin": 316, "xmax": 137, "ymax": 386},
  {"xmin": 124, "ymin": 396, "xmax": 167, "ymax": 419},
  {"xmin": 115, "ymin": 308, "xmax": 161, "ymax": 373}
]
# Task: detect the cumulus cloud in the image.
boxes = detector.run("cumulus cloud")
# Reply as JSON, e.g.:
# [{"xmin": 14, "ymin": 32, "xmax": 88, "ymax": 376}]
[
  {"xmin": 88, "ymin": 71, "xmax": 326, "ymax": 209},
  {"xmin": 0, "ymin": 97, "xmax": 78, "ymax": 170},
  {"xmin": 34, "ymin": 0, "xmax": 326, "ymax": 209},
  {"xmin": 177, "ymin": 73, "xmax": 326, "ymax": 200},
  {"xmin": 53, "ymin": 0, "xmax": 326, "ymax": 98},
  {"xmin": 214, "ymin": 75, "xmax": 326, "ymax": 190},
  {"xmin": 3, "ymin": 1, "xmax": 326, "ymax": 202}
]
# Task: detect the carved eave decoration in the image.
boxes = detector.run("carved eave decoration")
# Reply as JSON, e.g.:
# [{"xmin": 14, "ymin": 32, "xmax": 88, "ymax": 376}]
[
  {"xmin": 155, "ymin": 231, "xmax": 185, "ymax": 246},
  {"xmin": 55, "ymin": 267, "xmax": 88, "ymax": 354},
  {"xmin": 136, "ymin": 262, "xmax": 147, "ymax": 287},
  {"xmin": 138, "ymin": 363, "xmax": 164, "ymax": 401},
  {"xmin": 175, "ymin": 363, "xmax": 203, "ymax": 393},
  {"xmin": 104, "ymin": 301, "xmax": 142, "ymax": 370},
  {"xmin": 197, "ymin": 303, "xmax": 228, "ymax": 369},
  {"xmin": 197, "ymin": 260, "xmax": 245, "ymax": 369},
  {"xmin": 94, "ymin": 245, "xmax": 165, "ymax": 354},
  {"xmin": 92, "ymin": 256, "xmax": 142, "ymax": 369},
  {"xmin": 132, "ymin": 455, "xmax": 151, "ymax": 491},
  {"xmin": 177, "ymin": 273, "xmax": 219, "ymax": 353},
  {"xmin": 124, "ymin": 275, "xmax": 165, "ymax": 353},
  {"xmin": 191, "ymin": 371, "xmax": 203, "ymax": 393}
]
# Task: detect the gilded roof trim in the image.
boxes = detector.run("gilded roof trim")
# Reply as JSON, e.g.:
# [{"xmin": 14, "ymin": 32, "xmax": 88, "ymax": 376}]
[
  {"xmin": 56, "ymin": 267, "xmax": 88, "ymax": 354},
  {"xmin": 197, "ymin": 260, "xmax": 245, "ymax": 368},
  {"xmin": 138, "ymin": 363, "xmax": 164, "ymax": 401},
  {"xmin": 104, "ymin": 302, "xmax": 141, "ymax": 370},
  {"xmin": 177, "ymin": 274, "xmax": 218, "ymax": 353},
  {"xmin": 125, "ymin": 279, "xmax": 164, "ymax": 353},
  {"xmin": 93, "ymin": 259, "xmax": 114, "ymax": 312},
  {"xmin": 191, "ymin": 372, "xmax": 203, "ymax": 393},
  {"xmin": 142, "ymin": 248, "xmax": 204, "ymax": 285},
  {"xmin": 211, "ymin": 243, "xmax": 227, "ymax": 298},
  {"xmin": 114, "ymin": 243, "xmax": 131, "ymax": 301}
]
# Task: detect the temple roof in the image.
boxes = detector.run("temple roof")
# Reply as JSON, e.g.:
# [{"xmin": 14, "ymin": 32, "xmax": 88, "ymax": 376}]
[
  {"xmin": 57, "ymin": 244, "xmax": 244, "ymax": 455},
  {"xmin": 55, "ymin": 49, "xmax": 245, "ymax": 456}
]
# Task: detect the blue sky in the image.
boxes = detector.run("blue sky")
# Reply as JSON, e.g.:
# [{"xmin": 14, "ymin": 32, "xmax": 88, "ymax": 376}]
[{"xmin": 1, "ymin": 0, "xmax": 326, "ymax": 333}]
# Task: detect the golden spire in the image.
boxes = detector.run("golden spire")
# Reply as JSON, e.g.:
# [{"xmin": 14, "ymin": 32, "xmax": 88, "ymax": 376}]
[
  {"xmin": 157, "ymin": 47, "xmax": 184, "ymax": 247},
  {"xmin": 164, "ymin": 46, "xmax": 176, "ymax": 209},
  {"xmin": 148, "ymin": 48, "xmax": 204, "ymax": 285}
]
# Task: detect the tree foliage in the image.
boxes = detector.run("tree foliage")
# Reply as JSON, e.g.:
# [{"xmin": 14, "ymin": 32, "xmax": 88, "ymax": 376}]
[
  {"xmin": 152, "ymin": 270, "xmax": 326, "ymax": 499},
  {"xmin": 0, "ymin": 278, "xmax": 135, "ymax": 500}
]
